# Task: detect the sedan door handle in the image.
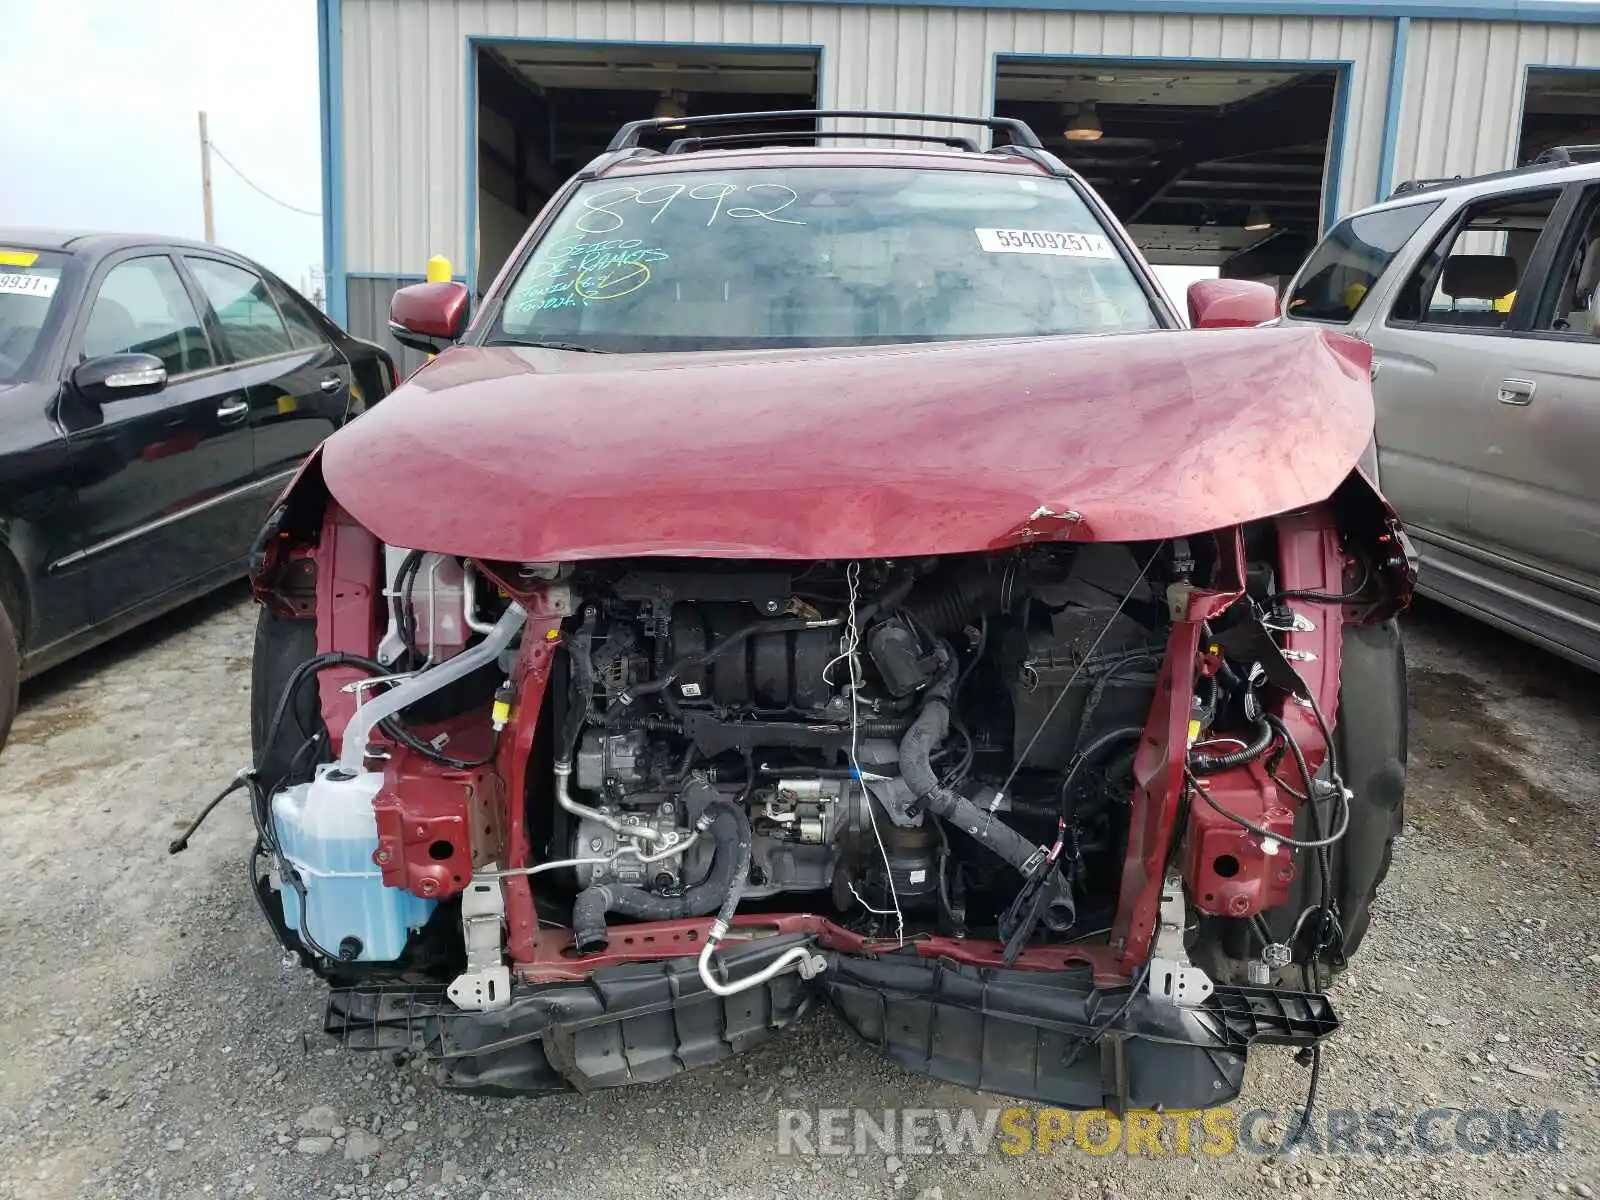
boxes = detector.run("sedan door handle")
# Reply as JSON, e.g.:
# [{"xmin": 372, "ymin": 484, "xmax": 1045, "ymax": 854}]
[
  {"xmin": 319, "ymin": 374, "xmax": 344, "ymax": 394},
  {"xmin": 216, "ymin": 397, "xmax": 250, "ymax": 423},
  {"xmin": 1498, "ymin": 378, "xmax": 1535, "ymax": 406}
]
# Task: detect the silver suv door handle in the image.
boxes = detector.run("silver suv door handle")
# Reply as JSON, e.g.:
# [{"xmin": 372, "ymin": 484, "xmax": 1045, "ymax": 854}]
[
  {"xmin": 216, "ymin": 397, "xmax": 249, "ymax": 423},
  {"xmin": 319, "ymin": 374, "xmax": 344, "ymax": 394},
  {"xmin": 1498, "ymin": 378, "xmax": 1535, "ymax": 406}
]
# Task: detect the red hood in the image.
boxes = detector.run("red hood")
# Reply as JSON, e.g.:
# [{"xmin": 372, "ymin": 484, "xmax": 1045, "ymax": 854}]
[{"xmin": 319, "ymin": 327, "xmax": 1374, "ymax": 560}]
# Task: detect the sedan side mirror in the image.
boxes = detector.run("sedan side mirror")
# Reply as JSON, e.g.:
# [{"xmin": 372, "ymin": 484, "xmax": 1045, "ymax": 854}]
[
  {"xmin": 389, "ymin": 281, "xmax": 471, "ymax": 354},
  {"xmin": 70, "ymin": 352, "xmax": 168, "ymax": 406},
  {"xmin": 1186, "ymin": 278, "xmax": 1280, "ymax": 329}
]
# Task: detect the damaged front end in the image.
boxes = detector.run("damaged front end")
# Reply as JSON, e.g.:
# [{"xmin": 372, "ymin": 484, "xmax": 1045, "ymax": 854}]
[{"xmin": 240, "ymin": 423, "xmax": 1412, "ymax": 1109}]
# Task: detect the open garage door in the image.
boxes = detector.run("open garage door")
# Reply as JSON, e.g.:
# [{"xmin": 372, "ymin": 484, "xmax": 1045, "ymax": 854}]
[
  {"xmin": 1519, "ymin": 67, "xmax": 1600, "ymax": 163},
  {"xmin": 473, "ymin": 43, "xmax": 819, "ymax": 287},
  {"xmin": 994, "ymin": 60, "xmax": 1340, "ymax": 288}
]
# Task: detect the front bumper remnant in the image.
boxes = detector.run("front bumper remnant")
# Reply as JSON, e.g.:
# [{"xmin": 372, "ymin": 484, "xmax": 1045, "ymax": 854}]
[
  {"xmin": 826, "ymin": 953, "xmax": 1337, "ymax": 1111},
  {"xmin": 325, "ymin": 936, "xmax": 1337, "ymax": 1107}
]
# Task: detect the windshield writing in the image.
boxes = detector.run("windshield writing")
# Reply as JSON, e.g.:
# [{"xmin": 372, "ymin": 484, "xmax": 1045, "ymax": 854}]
[{"xmin": 494, "ymin": 167, "xmax": 1158, "ymax": 351}]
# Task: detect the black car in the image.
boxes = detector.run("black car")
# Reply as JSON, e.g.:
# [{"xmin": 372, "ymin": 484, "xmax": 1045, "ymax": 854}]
[{"xmin": 0, "ymin": 230, "xmax": 396, "ymax": 751}]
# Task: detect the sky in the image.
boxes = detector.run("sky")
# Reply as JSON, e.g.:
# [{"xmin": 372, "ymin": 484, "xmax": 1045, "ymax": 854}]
[{"xmin": 1, "ymin": 0, "xmax": 322, "ymax": 291}]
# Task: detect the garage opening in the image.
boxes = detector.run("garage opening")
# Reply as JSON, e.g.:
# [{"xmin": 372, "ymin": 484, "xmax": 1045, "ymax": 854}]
[
  {"xmin": 993, "ymin": 60, "xmax": 1340, "ymax": 291},
  {"xmin": 1518, "ymin": 67, "xmax": 1600, "ymax": 164},
  {"xmin": 473, "ymin": 42, "xmax": 820, "ymax": 286}
]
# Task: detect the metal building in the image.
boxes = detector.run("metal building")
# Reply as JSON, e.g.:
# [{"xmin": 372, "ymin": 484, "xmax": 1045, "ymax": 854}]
[{"xmin": 316, "ymin": 0, "xmax": 1600, "ymax": 354}]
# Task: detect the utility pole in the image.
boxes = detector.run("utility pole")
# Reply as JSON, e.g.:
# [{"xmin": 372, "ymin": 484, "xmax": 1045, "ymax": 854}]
[{"xmin": 198, "ymin": 110, "xmax": 215, "ymax": 243}]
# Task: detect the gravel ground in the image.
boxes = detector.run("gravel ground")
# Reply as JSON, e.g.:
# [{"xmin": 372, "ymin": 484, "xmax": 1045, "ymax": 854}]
[{"xmin": 0, "ymin": 586, "xmax": 1596, "ymax": 1200}]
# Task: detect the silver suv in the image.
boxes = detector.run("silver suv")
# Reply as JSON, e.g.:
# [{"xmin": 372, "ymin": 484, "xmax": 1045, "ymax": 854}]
[{"xmin": 1281, "ymin": 146, "xmax": 1600, "ymax": 672}]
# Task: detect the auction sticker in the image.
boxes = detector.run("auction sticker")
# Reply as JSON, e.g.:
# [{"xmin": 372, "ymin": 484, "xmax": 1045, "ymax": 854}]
[
  {"xmin": 976, "ymin": 228, "xmax": 1116, "ymax": 258},
  {"xmin": 0, "ymin": 273, "xmax": 57, "ymax": 298}
]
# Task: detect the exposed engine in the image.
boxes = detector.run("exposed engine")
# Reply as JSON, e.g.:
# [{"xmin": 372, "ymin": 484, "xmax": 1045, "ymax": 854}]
[
  {"xmin": 248, "ymin": 515, "xmax": 1398, "ymax": 1002},
  {"xmin": 527, "ymin": 546, "xmax": 1175, "ymax": 950}
]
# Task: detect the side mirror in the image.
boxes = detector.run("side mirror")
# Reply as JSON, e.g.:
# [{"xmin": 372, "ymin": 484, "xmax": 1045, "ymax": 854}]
[
  {"xmin": 70, "ymin": 353, "xmax": 167, "ymax": 406},
  {"xmin": 1186, "ymin": 278, "xmax": 1280, "ymax": 329},
  {"xmin": 389, "ymin": 281, "xmax": 470, "ymax": 354}
]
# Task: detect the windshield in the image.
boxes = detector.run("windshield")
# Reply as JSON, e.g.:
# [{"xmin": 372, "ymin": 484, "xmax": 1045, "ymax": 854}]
[
  {"xmin": 492, "ymin": 166, "xmax": 1160, "ymax": 352},
  {"xmin": 0, "ymin": 249, "xmax": 67, "ymax": 383}
]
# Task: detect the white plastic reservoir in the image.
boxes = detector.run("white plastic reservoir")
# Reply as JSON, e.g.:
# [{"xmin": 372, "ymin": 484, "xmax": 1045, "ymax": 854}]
[
  {"xmin": 377, "ymin": 549, "xmax": 469, "ymax": 666},
  {"xmin": 272, "ymin": 765, "xmax": 436, "ymax": 962}
]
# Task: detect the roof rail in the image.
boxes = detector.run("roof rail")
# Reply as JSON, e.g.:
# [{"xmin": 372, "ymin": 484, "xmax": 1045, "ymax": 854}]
[
  {"xmin": 995, "ymin": 142, "xmax": 1074, "ymax": 178},
  {"xmin": 607, "ymin": 109, "xmax": 1043, "ymax": 152},
  {"xmin": 665, "ymin": 128, "xmax": 981, "ymax": 154},
  {"xmin": 573, "ymin": 144, "xmax": 661, "ymax": 180},
  {"xmin": 1388, "ymin": 142, "xmax": 1600, "ymax": 199},
  {"xmin": 1389, "ymin": 175, "xmax": 1463, "ymax": 196}
]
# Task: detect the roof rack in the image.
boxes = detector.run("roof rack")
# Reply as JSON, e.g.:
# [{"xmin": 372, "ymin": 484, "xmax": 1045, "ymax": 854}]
[
  {"xmin": 665, "ymin": 128, "xmax": 982, "ymax": 154},
  {"xmin": 1389, "ymin": 175, "xmax": 1464, "ymax": 196},
  {"xmin": 1388, "ymin": 142, "xmax": 1600, "ymax": 199},
  {"xmin": 606, "ymin": 109, "xmax": 1043, "ymax": 153}
]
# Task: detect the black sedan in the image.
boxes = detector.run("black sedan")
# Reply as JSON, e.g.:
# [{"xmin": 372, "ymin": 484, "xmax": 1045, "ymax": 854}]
[{"xmin": 0, "ymin": 230, "xmax": 396, "ymax": 751}]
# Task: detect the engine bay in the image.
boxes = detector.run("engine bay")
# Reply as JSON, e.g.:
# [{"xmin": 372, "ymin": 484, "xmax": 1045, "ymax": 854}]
[
  {"xmin": 534, "ymin": 548, "xmax": 1168, "ymax": 951},
  {"xmin": 248, "ymin": 518, "xmax": 1399, "ymax": 998}
]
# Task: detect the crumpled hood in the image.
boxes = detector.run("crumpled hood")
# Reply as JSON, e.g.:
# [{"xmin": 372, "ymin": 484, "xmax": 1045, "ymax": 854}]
[{"xmin": 320, "ymin": 327, "xmax": 1374, "ymax": 560}]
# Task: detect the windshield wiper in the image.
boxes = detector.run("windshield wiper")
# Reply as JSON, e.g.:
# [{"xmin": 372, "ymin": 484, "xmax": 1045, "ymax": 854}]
[{"xmin": 487, "ymin": 336, "xmax": 611, "ymax": 353}]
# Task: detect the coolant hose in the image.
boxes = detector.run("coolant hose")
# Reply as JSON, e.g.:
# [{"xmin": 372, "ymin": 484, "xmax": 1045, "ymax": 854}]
[
  {"xmin": 897, "ymin": 642, "xmax": 959, "ymax": 798},
  {"xmin": 921, "ymin": 789, "xmax": 1064, "ymax": 877},
  {"xmin": 897, "ymin": 645, "xmax": 1071, "ymax": 906},
  {"xmin": 570, "ymin": 783, "xmax": 752, "ymax": 953}
]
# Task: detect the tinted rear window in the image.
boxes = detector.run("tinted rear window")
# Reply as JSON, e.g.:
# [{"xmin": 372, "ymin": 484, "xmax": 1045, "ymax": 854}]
[{"xmin": 1285, "ymin": 202, "xmax": 1441, "ymax": 323}]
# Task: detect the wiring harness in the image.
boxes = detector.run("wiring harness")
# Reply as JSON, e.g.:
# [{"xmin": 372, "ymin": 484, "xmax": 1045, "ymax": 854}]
[{"xmin": 1179, "ymin": 600, "xmax": 1353, "ymax": 1152}]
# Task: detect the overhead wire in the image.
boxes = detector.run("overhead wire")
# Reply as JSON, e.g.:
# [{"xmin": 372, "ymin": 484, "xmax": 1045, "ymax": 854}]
[{"xmin": 208, "ymin": 140, "xmax": 321, "ymax": 218}]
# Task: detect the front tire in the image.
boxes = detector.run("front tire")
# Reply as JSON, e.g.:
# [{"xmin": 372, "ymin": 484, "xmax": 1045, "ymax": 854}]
[
  {"xmin": 251, "ymin": 607, "xmax": 320, "ymax": 787},
  {"xmin": 1324, "ymin": 618, "xmax": 1408, "ymax": 963},
  {"xmin": 0, "ymin": 593, "xmax": 19, "ymax": 754}
]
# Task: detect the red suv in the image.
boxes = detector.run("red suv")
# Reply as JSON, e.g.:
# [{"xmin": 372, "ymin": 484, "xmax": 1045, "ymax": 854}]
[{"xmin": 237, "ymin": 110, "xmax": 1412, "ymax": 1111}]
